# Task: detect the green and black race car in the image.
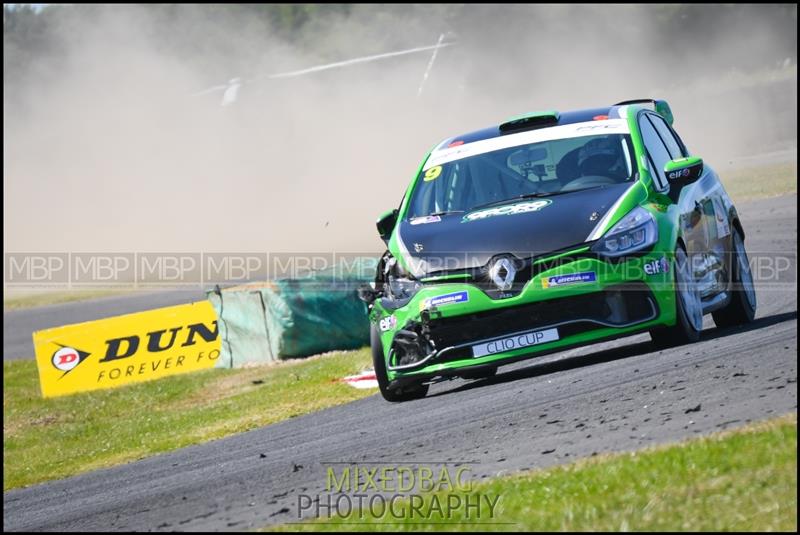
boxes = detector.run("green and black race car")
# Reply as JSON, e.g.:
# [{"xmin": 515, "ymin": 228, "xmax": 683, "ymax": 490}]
[{"xmin": 360, "ymin": 99, "xmax": 757, "ymax": 402}]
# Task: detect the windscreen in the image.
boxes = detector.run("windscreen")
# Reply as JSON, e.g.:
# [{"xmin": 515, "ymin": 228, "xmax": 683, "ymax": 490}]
[{"xmin": 407, "ymin": 131, "xmax": 636, "ymax": 219}]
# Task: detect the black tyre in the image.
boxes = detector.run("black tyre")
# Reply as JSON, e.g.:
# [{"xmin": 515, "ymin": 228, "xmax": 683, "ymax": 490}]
[
  {"xmin": 371, "ymin": 326, "xmax": 429, "ymax": 402},
  {"xmin": 650, "ymin": 245, "xmax": 703, "ymax": 348},
  {"xmin": 712, "ymin": 229, "xmax": 757, "ymax": 327}
]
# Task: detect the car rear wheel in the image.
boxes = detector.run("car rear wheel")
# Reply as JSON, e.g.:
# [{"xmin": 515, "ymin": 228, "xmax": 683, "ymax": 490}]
[
  {"xmin": 371, "ymin": 326, "xmax": 429, "ymax": 402},
  {"xmin": 712, "ymin": 229, "xmax": 757, "ymax": 327},
  {"xmin": 650, "ymin": 245, "xmax": 702, "ymax": 347}
]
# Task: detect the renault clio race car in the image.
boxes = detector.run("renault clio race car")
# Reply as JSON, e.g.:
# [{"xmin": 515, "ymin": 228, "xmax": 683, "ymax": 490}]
[{"xmin": 360, "ymin": 99, "xmax": 757, "ymax": 402}]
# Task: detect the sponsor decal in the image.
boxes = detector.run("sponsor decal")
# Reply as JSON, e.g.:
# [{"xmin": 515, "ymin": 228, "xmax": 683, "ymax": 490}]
[
  {"xmin": 379, "ymin": 315, "xmax": 397, "ymax": 332},
  {"xmin": 542, "ymin": 271, "xmax": 596, "ymax": 289},
  {"xmin": 711, "ymin": 197, "xmax": 731, "ymax": 238},
  {"xmin": 575, "ymin": 122, "xmax": 624, "ymax": 132},
  {"xmin": 51, "ymin": 346, "xmax": 91, "ymax": 375},
  {"xmin": 644, "ymin": 257, "xmax": 670, "ymax": 276},
  {"xmin": 33, "ymin": 301, "xmax": 221, "ymax": 398},
  {"xmin": 472, "ymin": 327, "xmax": 559, "ymax": 358},
  {"xmin": 464, "ymin": 199, "xmax": 552, "ymax": 222},
  {"xmin": 421, "ymin": 290, "xmax": 469, "ymax": 310},
  {"xmin": 413, "ymin": 243, "xmax": 425, "ymax": 252},
  {"xmin": 409, "ymin": 215, "xmax": 441, "ymax": 226},
  {"xmin": 668, "ymin": 168, "xmax": 691, "ymax": 180}
]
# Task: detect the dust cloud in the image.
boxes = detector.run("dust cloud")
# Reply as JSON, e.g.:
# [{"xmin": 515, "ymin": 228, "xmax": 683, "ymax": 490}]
[{"xmin": 3, "ymin": 4, "xmax": 796, "ymax": 257}]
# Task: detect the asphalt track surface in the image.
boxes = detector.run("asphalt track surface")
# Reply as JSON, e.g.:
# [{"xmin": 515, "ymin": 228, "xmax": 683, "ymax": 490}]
[
  {"xmin": 3, "ymin": 290, "xmax": 206, "ymax": 361},
  {"xmin": 4, "ymin": 194, "xmax": 797, "ymax": 531}
]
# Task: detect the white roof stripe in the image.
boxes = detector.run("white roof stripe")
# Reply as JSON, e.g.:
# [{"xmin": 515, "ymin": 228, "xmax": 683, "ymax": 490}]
[{"xmin": 423, "ymin": 119, "xmax": 630, "ymax": 171}]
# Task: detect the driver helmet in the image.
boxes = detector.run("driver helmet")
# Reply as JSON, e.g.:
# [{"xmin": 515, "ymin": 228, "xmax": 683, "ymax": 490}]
[{"xmin": 577, "ymin": 136, "xmax": 625, "ymax": 178}]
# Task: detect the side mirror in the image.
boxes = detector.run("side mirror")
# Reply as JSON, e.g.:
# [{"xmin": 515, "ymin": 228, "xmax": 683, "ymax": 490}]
[
  {"xmin": 376, "ymin": 209, "xmax": 398, "ymax": 242},
  {"xmin": 664, "ymin": 156, "xmax": 703, "ymax": 187},
  {"xmin": 358, "ymin": 283, "xmax": 380, "ymax": 304}
]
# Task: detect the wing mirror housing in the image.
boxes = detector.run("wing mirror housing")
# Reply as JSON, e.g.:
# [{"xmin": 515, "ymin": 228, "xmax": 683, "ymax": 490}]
[
  {"xmin": 358, "ymin": 282, "xmax": 380, "ymax": 305},
  {"xmin": 376, "ymin": 209, "xmax": 398, "ymax": 243},
  {"xmin": 664, "ymin": 156, "xmax": 703, "ymax": 188}
]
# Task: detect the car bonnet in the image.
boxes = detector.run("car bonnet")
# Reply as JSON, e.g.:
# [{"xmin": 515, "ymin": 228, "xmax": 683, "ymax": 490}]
[{"xmin": 394, "ymin": 182, "xmax": 635, "ymax": 276}]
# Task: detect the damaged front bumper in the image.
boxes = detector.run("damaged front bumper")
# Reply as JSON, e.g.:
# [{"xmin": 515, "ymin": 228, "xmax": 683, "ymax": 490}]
[{"xmin": 369, "ymin": 255, "xmax": 676, "ymax": 384}]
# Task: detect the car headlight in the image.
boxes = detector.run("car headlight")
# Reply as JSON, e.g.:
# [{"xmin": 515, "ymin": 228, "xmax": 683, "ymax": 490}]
[
  {"xmin": 382, "ymin": 255, "xmax": 423, "ymax": 303},
  {"xmin": 592, "ymin": 206, "xmax": 658, "ymax": 257},
  {"xmin": 387, "ymin": 276, "xmax": 422, "ymax": 301}
]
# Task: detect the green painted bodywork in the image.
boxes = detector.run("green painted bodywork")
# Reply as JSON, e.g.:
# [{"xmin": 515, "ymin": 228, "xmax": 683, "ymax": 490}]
[
  {"xmin": 387, "ymin": 147, "xmax": 434, "ymax": 274},
  {"xmin": 664, "ymin": 156, "xmax": 703, "ymax": 175},
  {"xmin": 532, "ymin": 246, "xmax": 591, "ymax": 265},
  {"xmin": 373, "ymin": 102, "xmax": 697, "ymax": 383},
  {"xmin": 420, "ymin": 273, "xmax": 472, "ymax": 283},
  {"xmin": 654, "ymin": 100, "xmax": 674, "ymax": 126}
]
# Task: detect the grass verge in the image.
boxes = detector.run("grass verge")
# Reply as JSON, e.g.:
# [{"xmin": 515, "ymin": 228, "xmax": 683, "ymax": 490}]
[
  {"xmin": 282, "ymin": 413, "xmax": 797, "ymax": 532},
  {"xmin": 722, "ymin": 161, "xmax": 796, "ymax": 202},
  {"xmin": 3, "ymin": 349, "xmax": 374, "ymax": 491}
]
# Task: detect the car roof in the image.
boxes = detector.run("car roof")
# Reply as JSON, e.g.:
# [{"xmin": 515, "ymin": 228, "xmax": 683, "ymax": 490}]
[{"xmin": 443, "ymin": 106, "xmax": 624, "ymax": 147}]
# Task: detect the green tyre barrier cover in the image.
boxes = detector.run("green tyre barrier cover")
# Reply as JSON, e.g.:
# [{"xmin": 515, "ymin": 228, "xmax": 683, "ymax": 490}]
[{"xmin": 207, "ymin": 258, "xmax": 377, "ymax": 367}]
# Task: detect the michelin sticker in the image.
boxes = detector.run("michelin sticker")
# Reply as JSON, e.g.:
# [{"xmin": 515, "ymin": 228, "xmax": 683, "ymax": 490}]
[
  {"xmin": 644, "ymin": 257, "xmax": 670, "ymax": 276},
  {"xmin": 421, "ymin": 290, "xmax": 468, "ymax": 310},
  {"xmin": 464, "ymin": 199, "xmax": 552, "ymax": 222},
  {"xmin": 542, "ymin": 271, "xmax": 596, "ymax": 289}
]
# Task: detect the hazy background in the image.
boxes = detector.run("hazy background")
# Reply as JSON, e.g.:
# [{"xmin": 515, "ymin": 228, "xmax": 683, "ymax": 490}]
[{"xmin": 4, "ymin": 4, "xmax": 797, "ymax": 255}]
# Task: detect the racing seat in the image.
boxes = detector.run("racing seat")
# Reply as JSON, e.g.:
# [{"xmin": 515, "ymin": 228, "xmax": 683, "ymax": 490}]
[{"xmin": 555, "ymin": 147, "xmax": 582, "ymax": 183}]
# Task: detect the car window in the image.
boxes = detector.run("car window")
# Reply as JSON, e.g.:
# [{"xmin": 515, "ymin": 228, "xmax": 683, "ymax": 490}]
[
  {"xmin": 648, "ymin": 114, "xmax": 685, "ymax": 159},
  {"xmin": 638, "ymin": 115, "xmax": 672, "ymax": 190},
  {"xmin": 406, "ymin": 133, "xmax": 636, "ymax": 219}
]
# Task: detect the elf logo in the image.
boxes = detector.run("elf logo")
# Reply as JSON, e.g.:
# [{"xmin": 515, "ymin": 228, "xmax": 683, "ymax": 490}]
[
  {"xmin": 644, "ymin": 257, "xmax": 670, "ymax": 276},
  {"xmin": 51, "ymin": 346, "xmax": 91, "ymax": 375},
  {"xmin": 668, "ymin": 168, "xmax": 690, "ymax": 180}
]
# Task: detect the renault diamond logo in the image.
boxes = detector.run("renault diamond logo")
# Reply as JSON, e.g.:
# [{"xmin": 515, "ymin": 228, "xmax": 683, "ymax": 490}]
[{"xmin": 489, "ymin": 258, "xmax": 516, "ymax": 291}]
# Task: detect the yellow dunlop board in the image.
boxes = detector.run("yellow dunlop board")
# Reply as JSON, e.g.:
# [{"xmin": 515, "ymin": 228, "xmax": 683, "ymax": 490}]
[{"xmin": 33, "ymin": 301, "xmax": 221, "ymax": 397}]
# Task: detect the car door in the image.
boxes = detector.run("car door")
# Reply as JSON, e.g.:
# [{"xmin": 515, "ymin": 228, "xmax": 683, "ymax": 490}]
[{"xmin": 639, "ymin": 112, "xmax": 730, "ymax": 301}]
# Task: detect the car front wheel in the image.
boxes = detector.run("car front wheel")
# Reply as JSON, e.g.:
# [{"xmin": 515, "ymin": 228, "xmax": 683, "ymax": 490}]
[
  {"xmin": 371, "ymin": 325, "xmax": 429, "ymax": 402},
  {"xmin": 712, "ymin": 228, "xmax": 757, "ymax": 327},
  {"xmin": 650, "ymin": 245, "xmax": 703, "ymax": 347}
]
